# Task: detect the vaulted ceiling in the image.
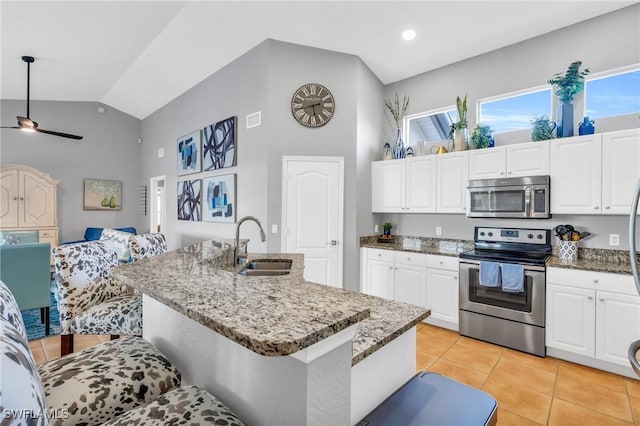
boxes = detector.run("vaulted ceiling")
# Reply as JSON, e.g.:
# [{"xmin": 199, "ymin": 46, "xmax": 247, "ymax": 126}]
[{"xmin": 1, "ymin": 1, "xmax": 634, "ymax": 119}]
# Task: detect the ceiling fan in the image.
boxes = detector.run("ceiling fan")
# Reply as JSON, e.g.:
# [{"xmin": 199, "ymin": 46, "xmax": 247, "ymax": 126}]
[{"xmin": 1, "ymin": 56, "xmax": 83, "ymax": 140}]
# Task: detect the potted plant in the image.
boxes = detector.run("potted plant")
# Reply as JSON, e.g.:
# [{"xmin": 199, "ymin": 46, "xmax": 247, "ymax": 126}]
[
  {"xmin": 384, "ymin": 93, "xmax": 410, "ymax": 159},
  {"xmin": 548, "ymin": 61, "xmax": 590, "ymax": 138},
  {"xmin": 530, "ymin": 115, "xmax": 556, "ymax": 141},
  {"xmin": 449, "ymin": 95, "xmax": 469, "ymax": 151},
  {"xmin": 383, "ymin": 222, "xmax": 393, "ymax": 236},
  {"xmin": 471, "ymin": 124, "xmax": 494, "ymax": 149}
]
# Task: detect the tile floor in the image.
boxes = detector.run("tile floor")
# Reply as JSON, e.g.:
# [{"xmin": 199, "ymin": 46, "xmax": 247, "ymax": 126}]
[{"xmin": 32, "ymin": 325, "xmax": 639, "ymax": 425}]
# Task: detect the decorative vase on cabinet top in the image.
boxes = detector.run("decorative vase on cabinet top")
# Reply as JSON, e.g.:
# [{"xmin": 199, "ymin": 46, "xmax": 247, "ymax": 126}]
[
  {"xmin": 556, "ymin": 101, "xmax": 574, "ymax": 138},
  {"xmin": 452, "ymin": 128, "xmax": 469, "ymax": 151},
  {"xmin": 392, "ymin": 127, "xmax": 406, "ymax": 159},
  {"xmin": 578, "ymin": 116, "xmax": 595, "ymax": 136}
]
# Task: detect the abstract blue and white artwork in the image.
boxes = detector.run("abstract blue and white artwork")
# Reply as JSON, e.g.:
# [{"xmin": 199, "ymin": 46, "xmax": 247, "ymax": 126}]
[
  {"xmin": 177, "ymin": 179, "xmax": 201, "ymax": 221},
  {"xmin": 177, "ymin": 130, "xmax": 202, "ymax": 176},
  {"xmin": 203, "ymin": 116, "xmax": 236, "ymax": 171},
  {"xmin": 202, "ymin": 174, "xmax": 236, "ymax": 223}
]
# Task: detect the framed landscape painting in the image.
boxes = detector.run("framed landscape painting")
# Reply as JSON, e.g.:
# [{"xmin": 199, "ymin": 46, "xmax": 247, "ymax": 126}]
[
  {"xmin": 202, "ymin": 174, "xmax": 236, "ymax": 223},
  {"xmin": 203, "ymin": 116, "xmax": 236, "ymax": 171},
  {"xmin": 177, "ymin": 179, "xmax": 201, "ymax": 221},
  {"xmin": 84, "ymin": 178, "xmax": 122, "ymax": 210},
  {"xmin": 177, "ymin": 130, "xmax": 202, "ymax": 176}
]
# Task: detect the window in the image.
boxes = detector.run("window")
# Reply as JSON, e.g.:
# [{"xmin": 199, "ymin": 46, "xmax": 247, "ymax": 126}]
[
  {"xmin": 585, "ymin": 68, "xmax": 640, "ymax": 119},
  {"xmin": 405, "ymin": 107, "xmax": 457, "ymax": 146},
  {"xmin": 479, "ymin": 88, "xmax": 552, "ymax": 134}
]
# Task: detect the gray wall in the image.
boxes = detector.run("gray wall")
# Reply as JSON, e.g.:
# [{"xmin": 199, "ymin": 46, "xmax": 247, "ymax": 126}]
[
  {"xmin": 0, "ymin": 100, "xmax": 141, "ymax": 243},
  {"xmin": 140, "ymin": 41, "xmax": 270, "ymax": 251},
  {"xmin": 381, "ymin": 4, "xmax": 640, "ymax": 250}
]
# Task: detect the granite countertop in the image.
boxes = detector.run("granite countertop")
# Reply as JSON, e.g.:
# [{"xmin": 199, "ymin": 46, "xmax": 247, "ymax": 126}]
[
  {"xmin": 113, "ymin": 238, "xmax": 429, "ymax": 365},
  {"xmin": 360, "ymin": 235, "xmax": 473, "ymax": 257},
  {"xmin": 361, "ymin": 235, "xmax": 635, "ymax": 275}
]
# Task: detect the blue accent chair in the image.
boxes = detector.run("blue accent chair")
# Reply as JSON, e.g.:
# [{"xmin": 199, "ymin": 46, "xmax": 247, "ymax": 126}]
[{"xmin": 0, "ymin": 243, "xmax": 52, "ymax": 335}]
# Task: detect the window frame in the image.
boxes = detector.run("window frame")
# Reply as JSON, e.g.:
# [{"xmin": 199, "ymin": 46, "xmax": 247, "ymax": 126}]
[
  {"xmin": 403, "ymin": 105, "xmax": 457, "ymax": 146},
  {"xmin": 583, "ymin": 63, "xmax": 640, "ymax": 120}
]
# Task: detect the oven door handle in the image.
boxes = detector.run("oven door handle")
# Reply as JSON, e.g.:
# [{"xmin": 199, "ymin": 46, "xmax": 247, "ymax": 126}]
[
  {"xmin": 459, "ymin": 258, "xmax": 546, "ymax": 273},
  {"xmin": 524, "ymin": 186, "xmax": 532, "ymax": 218}
]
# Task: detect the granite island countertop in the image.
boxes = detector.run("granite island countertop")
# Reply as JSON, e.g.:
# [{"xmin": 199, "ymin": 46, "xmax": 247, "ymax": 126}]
[{"xmin": 113, "ymin": 238, "xmax": 429, "ymax": 366}]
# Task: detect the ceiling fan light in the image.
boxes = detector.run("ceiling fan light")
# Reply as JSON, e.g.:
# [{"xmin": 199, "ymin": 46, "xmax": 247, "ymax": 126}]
[{"xmin": 21, "ymin": 127, "xmax": 35, "ymax": 133}]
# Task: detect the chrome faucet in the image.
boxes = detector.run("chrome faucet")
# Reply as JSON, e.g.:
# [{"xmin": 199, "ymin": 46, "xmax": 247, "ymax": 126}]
[{"xmin": 235, "ymin": 216, "xmax": 267, "ymax": 265}]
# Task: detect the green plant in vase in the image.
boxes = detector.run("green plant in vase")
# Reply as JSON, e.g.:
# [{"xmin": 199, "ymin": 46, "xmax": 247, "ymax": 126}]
[
  {"xmin": 530, "ymin": 115, "xmax": 556, "ymax": 141},
  {"xmin": 383, "ymin": 222, "xmax": 393, "ymax": 236},
  {"xmin": 449, "ymin": 95, "xmax": 469, "ymax": 151},
  {"xmin": 548, "ymin": 60, "xmax": 590, "ymax": 138},
  {"xmin": 471, "ymin": 124, "xmax": 494, "ymax": 149},
  {"xmin": 384, "ymin": 93, "xmax": 410, "ymax": 159}
]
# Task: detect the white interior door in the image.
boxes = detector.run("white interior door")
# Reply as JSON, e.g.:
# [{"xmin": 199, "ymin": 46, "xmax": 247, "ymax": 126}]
[{"xmin": 282, "ymin": 156, "xmax": 344, "ymax": 288}]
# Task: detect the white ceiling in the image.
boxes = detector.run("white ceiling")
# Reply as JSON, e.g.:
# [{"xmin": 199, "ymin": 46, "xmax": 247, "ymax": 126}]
[{"xmin": 1, "ymin": 1, "xmax": 634, "ymax": 119}]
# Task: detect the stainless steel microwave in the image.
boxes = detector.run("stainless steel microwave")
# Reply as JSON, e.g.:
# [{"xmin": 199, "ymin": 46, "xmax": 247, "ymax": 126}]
[{"xmin": 467, "ymin": 175, "xmax": 551, "ymax": 219}]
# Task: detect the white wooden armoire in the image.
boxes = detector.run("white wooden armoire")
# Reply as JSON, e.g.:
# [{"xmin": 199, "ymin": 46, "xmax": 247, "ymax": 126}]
[{"xmin": 0, "ymin": 164, "xmax": 59, "ymax": 262}]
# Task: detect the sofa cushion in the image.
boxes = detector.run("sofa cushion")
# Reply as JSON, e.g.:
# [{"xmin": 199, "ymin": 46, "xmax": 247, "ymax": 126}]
[
  {"xmin": 101, "ymin": 385, "xmax": 246, "ymax": 426},
  {"xmin": 100, "ymin": 228, "xmax": 134, "ymax": 263},
  {"xmin": 38, "ymin": 336, "xmax": 182, "ymax": 426},
  {"xmin": 70, "ymin": 292, "xmax": 142, "ymax": 335},
  {"xmin": 84, "ymin": 227, "xmax": 137, "ymax": 242}
]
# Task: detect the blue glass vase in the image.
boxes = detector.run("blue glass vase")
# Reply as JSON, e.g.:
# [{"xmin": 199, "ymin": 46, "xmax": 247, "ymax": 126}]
[
  {"xmin": 392, "ymin": 127, "xmax": 405, "ymax": 159},
  {"xmin": 556, "ymin": 101, "xmax": 574, "ymax": 138},
  {"xmin": 578, "ymin": 116, "xmax": 595, "ymax": 135}
]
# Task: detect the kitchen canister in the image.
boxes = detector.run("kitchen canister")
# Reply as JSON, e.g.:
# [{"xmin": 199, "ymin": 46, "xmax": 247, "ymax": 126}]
[{"xmin": 559, "ymin": 240, "xmax": 578, "ymax": 261}]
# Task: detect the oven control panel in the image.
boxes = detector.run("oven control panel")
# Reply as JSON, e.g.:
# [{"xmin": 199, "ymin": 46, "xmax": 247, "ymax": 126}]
[{"xmin": 475, "ymin": 227, "xmax": 548, "ymax": 244}]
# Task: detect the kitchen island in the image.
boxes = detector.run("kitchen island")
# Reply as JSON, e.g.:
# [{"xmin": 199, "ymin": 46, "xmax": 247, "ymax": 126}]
[{"xmin": 113, "ymin": 238, "xmax": 429, "ymax": 425}]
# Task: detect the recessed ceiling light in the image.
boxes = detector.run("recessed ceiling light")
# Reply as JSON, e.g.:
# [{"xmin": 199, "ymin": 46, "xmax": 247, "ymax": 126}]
[{"xmin": 402, "ymin": 29, "xmax": 416, "ymax": 41}]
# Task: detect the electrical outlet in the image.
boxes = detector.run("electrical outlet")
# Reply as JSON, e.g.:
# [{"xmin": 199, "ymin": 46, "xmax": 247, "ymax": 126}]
[
  {"xmin": 436, "ymin": 226, "xmax": 442, "ymax": 236},
  {"xmin": 271, "ymin": 224, "xmax": 278, "ymax": 234},
  {"xmin": 374, "ymin": 224, "xmax": 379, "ymax": 233},
  {"xmin": 609, "ymin": 234, "xmax": 620, "ymax": 246}
]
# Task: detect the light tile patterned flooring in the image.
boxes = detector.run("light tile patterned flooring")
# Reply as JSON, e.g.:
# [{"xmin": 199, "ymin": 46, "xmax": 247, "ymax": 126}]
[{"xmin": 32, "ymin": 325, "xmax": 639, "ymax": 425}]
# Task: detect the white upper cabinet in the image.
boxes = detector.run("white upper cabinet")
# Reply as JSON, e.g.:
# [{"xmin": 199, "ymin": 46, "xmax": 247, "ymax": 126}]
[
  {"xmin": 468, "ymin": 141, "xmax": 550, "ymax": 180},
  {"xmin": 371, "ymin": 160, "xmax": 405, "ymax": 212},
  {"xmin": 371, "ymin": 156, "xmax": 437, "ymax": 213},
  {"xmin": 436, "ymin": 152, "xmax": 468, "ymax": 213},
  {"xmin": 601, "ymin": 128, "xmax": 640, "ymax": 215},
  {"xmin": 405, "ymin": 156, "xmax": 437, "ymax": 213},
  {"xmin": 468, "ymin": 146, "xmax": 506, "ymax": 180},
  {"xmin": 506, "ymin": 140, "xmax": 550, "ymax": 177},
  {"xmin": 550, "ymin": 134, "xmax": 602, "ymax": 214}
]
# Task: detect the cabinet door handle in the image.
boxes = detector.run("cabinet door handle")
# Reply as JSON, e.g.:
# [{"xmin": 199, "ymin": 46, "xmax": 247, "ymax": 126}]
[
  {"xmin": 594, "ymin": 206, "xmax": 599, "ymax": 209},
  {"xmin": 508, "ymin": 171, "xmax": 513, "ymax": 175},
  {"xmin": 19, "ymin": 197, "xmax": 24, "ymax": 201},
  {"xmin": 605, "ymin": 206, "xmax": 610, "ymax": 210},
  {"xmin": 439, "ymin": 261, "xmax": 443, "ymax": 265},
  {"xmin": 593, "ymin": 279, "xmax": 599, "ymax": 284},
  {"xmin": 598, "ymin": 298, "xmax": 604, "ymax": 302},
  {"xmin": 500, "ymin": 172, "xmax": 504, "ymax": 175},
  {"xmin": 378, "ymin": 254, "xmax": 382, "ymax": 257},
  {"xmin": 587, "ymin": 296, "xmax": 593, "ymax": 300}
]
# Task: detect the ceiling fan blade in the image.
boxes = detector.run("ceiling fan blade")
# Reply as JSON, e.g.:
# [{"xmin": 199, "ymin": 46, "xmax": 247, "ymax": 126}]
[
  {"xmin": 35, "ymin": 128, "xmax": 83, "ymax": 140},
  {"xmin": 1, "ymin": 126, "xmax": 20, "ymax": 129}
]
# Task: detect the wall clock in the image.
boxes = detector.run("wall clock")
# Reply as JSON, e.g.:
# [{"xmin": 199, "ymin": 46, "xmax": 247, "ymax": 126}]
[{"xmin": 291, "ymin": 83, "xmax": 335, "ymax": 128}]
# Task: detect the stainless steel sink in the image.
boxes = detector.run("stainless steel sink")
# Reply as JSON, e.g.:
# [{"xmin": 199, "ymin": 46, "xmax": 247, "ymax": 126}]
[{"xmin": 238, "ymin": 259, "xmax": 292, "ymax": 276}]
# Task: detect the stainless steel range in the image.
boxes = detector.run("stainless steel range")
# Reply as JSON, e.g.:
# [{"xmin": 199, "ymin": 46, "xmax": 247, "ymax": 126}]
[{"xmin": 459, "ymin": 227, "xmax": 551, "ymax": 357}]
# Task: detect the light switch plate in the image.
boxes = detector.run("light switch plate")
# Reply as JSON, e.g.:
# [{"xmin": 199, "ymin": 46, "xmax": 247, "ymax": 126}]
[
  {"xmin": 374, "ymin": 224, "xmax": 379, "ymax": 233},
  {"xmin": 436, "ymin": 226, "xmax": 442, "ymax": 236},
  {"xmin": 271, "ymin": 224, "xmax": 278, "ymax": 234},
  {"xmin": 158, "ymin": 147, "xmax": 164, "ymax": 158}
]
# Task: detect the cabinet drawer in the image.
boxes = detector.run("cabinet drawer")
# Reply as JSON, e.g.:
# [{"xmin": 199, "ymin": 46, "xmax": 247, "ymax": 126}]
[
  {"xmin": 368, "ymin": 248, "xmax": 395, "ymax": 262},
  {"xmin": 39, "ymin": 229, "xmax": 58, "ymax": 239},
  {"xmin": 547, "ymin": 267, "xmax": 636, "ymax": 295},
  {"xmin": 427, "ymin": 255, "xmax": 459, "ymax": 271},
  {"xmin": 394, "ymin": 251, "xmax": 427, "ymax": 267}
]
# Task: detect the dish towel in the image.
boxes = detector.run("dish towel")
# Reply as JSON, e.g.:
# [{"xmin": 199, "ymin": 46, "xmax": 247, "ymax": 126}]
[
  {"xmin": 501, "ymin": 263, "xmax": 525, "ymax": 292},
  {"xmin": 479, "ymin": 261, "xmax": 501, "ymax": 287}
]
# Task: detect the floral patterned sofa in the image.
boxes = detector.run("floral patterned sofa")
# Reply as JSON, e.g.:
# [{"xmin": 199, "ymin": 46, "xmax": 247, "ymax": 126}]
[{"xmin": 0, "ymin": 279, "xmax": 246, "ymax": 426}]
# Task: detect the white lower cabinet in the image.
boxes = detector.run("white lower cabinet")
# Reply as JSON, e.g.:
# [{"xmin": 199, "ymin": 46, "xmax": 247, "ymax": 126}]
[
  {"xmin": 546, "ymin": 267, "xmax": 640, "ymax": 377},
  {"xmin": 360, "ymin": 248, "xmax": 459, "ymax": 330}
]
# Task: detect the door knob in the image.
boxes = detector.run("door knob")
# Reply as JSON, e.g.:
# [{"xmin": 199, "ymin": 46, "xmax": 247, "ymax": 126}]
[{"xmin": 327, "ymin": 240, "xmax": 338, "ymax": 245}]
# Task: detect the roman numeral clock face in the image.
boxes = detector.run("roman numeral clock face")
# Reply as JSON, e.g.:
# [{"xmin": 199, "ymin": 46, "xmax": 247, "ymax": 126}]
[{"xmin": 291, "ymin": 83, "xmax": 335, "ymax": 128}]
